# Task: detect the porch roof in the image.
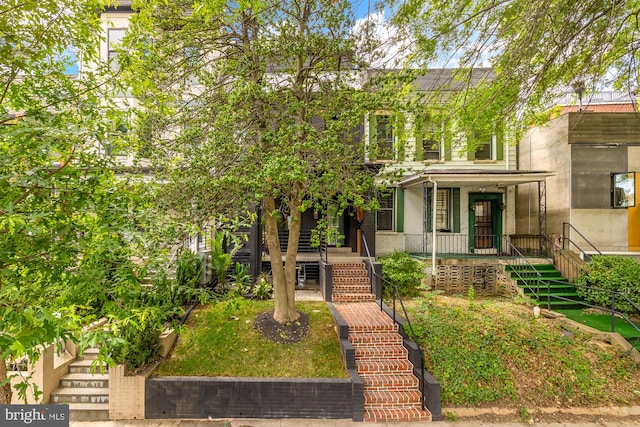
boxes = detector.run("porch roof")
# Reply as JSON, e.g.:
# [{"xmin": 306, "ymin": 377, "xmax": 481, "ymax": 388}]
[{"xmin": 399, "ymin": 169, "xmax": 553, "ymax": 188}]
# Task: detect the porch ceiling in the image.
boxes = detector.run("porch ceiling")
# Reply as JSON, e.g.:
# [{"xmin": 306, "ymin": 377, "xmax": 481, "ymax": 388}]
[{"xmin": 399, "ymin": 169, "xmax": 553, "ymax": 188}]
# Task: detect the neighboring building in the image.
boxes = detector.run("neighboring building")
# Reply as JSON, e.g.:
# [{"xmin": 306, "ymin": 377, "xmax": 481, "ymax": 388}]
[
  {"xmin": 516, "ymin": 92, "xmax": 640, "ymax": 256},
  {"xmin": 366, "ymin": 69, "xmax": 551, "ymax": 262}
]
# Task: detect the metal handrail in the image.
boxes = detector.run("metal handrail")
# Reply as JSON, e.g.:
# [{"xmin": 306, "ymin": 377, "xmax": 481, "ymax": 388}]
[
  {"xmin": 562, "ymin": 222, "xmax": 602, "ymax": 260},
  {"xmin": 541, "ymin": 235, "xmax": 589, "ymax": 281},
  {"xmin": 506, "ymin": 241, "xmax": 543, "ymax": 301},
  {"xmin": 360, "ymin": 233, "xmax": 428, "ymax": 411}
]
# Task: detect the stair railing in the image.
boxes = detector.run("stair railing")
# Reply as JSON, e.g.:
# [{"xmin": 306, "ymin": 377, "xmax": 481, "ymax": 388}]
[
  {"xmin": 506, "ymin": 241, "xmax": 544, "ymax": 303},
  {"xmin": 562, "ymin": 222, "xmax": 602, "ymax": 261},
  {"xmin": 360, "ymin": 233, "xmax": 427, "ymax": 411},
  {"xmin": 541, "ymin": 235, "xmax": 590, "ymax": 282}
]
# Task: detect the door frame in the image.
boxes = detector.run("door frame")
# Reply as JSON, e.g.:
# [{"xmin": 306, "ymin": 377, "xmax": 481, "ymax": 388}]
[{"xmin": 468, "ymin": 193, "xmax": 503, "ymax": 253}]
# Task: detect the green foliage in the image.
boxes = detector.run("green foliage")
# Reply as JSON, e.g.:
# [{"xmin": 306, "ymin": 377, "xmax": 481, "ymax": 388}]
[
  {"xmin": 209, "ymin": 232, "xmax": 232, "ymax": 285},
  {"xmin": 253, "ymin": 272, "xmax": 274, "ymax": 300},
  {"xmin": 409, "ymin": 297, "xmax": 633, "ymax": 406},
  {"xmin": 576, "ymin": 255, "xmax": 640, "ymax": 314},
  {"xmin": 229, "ymin": 262, "xmax": 252, "ymax": 295},
  {"xmin": 112, "ymin": 313, "xmax": 162, "ymax": 371},
  {"xmin": 176, "ymin": 249, "xmax": 202, "ymax": 289},
  {"xmin": 380, "ymin": 251, "xmax": 425, "ymax": 298}
]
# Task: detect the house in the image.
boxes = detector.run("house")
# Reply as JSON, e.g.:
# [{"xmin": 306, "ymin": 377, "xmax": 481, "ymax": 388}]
[
  {"xmin": 516, "ymin": 92, "xmax": 640, "ymax": 258},
  {"xmin": 364, "ymin": 69, "xmax": 552, "ymax": 281}
]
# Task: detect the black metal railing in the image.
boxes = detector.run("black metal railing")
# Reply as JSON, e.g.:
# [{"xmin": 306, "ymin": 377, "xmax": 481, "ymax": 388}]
[
  {"xmin": 405, "ymin": 233, "xmax": 513, "ymax": 257},
  {"xmin": 361, "ymin": 234, "xmax": 427, "ymax": 411},
  {"xmin": 541, "ymin": 234, "xmax": 590, "ymax": 282},
  {"xmin": 505, "ymin": 241, "xmax": 543, "ymax": 297},
  {"xmin": 562, "ymin": 222, "xmax": 602, "ymax": 261}
]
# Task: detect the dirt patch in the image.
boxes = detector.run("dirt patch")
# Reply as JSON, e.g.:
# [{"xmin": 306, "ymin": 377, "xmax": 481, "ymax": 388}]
[{"xmin": 253, "ymin": 310, "xmax": 309, "ymax": 344}]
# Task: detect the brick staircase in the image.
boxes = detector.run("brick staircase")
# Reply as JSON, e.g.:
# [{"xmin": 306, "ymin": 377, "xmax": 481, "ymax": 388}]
[
  {"xmin": 332, "ymin": 263, "xmax": 431, "ymax": 422},
  {"xmin": 50, "ymin": 348, "xmax": 109, "ymax": 421}
]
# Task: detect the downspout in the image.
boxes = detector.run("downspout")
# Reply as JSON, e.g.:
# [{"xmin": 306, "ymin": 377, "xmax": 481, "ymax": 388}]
[{"xmin": 428, "ymin": 176, "xmax": 437, "ymax": 276}]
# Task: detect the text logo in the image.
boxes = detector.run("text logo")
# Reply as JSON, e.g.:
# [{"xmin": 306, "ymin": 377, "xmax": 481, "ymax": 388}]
[{"xmin": 0, "ymin": 405, "xmax": 69, "ymax": 427}]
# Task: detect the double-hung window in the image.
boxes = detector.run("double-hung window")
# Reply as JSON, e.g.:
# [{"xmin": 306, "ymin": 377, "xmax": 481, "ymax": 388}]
[
  {"xmin": 108, "ymin": 28, "xmax": 126, "ymax": 72},
  {"xmin": 376, "ymin": 115, "xmax": 394, "ymax": 160},
  {"xmin": 376, "ymin": 190, "xmax": 394, "ymax": 231}
]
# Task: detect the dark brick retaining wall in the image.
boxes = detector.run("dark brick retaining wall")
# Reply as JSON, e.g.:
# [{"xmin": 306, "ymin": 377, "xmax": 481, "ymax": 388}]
[{"xmin": 145, "ymin": 375, "xmax": 362, "ymax": 420}]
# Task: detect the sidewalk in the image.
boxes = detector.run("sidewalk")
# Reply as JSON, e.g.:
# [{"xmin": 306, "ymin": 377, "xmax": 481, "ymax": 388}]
[{"xmin": 68, "ymin": 419, "xmax": 640, "ymax": 427}]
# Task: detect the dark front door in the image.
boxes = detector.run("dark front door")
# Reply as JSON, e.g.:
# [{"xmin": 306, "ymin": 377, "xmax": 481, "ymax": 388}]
[{"xmin": 472, "ymin": 200, "xmax": 494, "ymax": 249}]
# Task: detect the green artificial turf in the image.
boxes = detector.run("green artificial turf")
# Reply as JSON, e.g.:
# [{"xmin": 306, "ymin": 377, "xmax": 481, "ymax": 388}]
[{"xmin": 557, "ymin": 309, "xmax": 640, "ymax": 349}]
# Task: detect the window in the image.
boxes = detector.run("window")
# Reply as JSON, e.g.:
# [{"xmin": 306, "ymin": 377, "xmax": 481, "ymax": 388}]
[
  {"xmin": 376, "ymin": 115, "xmax": 394, "ymax": 160},
  {"xmin": 468, "ymin": 125, "xmax": 504, "ymax": 161},
  {"xmin": 611, "ymin": 172, "xmax": 636, "ymax": 208},
  {"xmin": 376, "ymin": 191, "xmax": 394, "ymax": 231},
  {"xmin": 418, "ymin": 119, "xmax": 441, "ymax": 161},
  {"xmin": 108, "ymin": 28, "xmax": 126, "ymax": 72},
  {"xmin": 435, "ymin": 189, "xmax": 450, "ymax": 231},
  {"xmin": 473, "ymin": 130, "xmax": 492, "ymax": 160}
]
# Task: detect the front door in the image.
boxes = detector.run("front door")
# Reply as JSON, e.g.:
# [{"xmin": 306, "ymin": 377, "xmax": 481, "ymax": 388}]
[
  {"xmin": 468, "ymin": 193, "xmax": 503, "ymax": 253},
  {"xmin": 472, "ymin": 200, "xmax": 493, "ymax": 249}
]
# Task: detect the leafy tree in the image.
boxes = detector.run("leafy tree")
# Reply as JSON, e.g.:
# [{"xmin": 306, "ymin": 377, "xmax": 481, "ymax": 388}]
[
  {"xmin": 392, "ymin": 0, "xmax": 640, "ymax": 135},
  {"xmin": 124, "ymin": 0, "xmax": 393, "ymax": 323},
  {"xmin": 0, "ymin": 0, "xmax": 181, "ymax": 403}
]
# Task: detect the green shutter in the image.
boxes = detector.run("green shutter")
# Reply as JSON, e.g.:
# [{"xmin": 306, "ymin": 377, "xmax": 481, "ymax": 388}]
[
  {"xmin": 396, "ymin": 187, "xmax": 404, "ymax": 232},
  {"xmin": 414, "ymin": 114, "xmax": 424, "ymax": 161},
  {"xmin": 443, "ymin": 120, "xmax": 452, "ymax": 161},
  {"xmin": 467, "ymin": 131, "xmax": 476, "ymax": 160},
  {"xmin": 394, "ymin": 112, "xmax": 406, "ymax": 161},
  {"xmin": 452, "ymin": 188, "xmax": 461, "ymax": 232},
  {"xmin": 425, "ymin": 185, "xmax": 432, "ymax": 232},
  {"xmin": 496, "ymin": 126, "xmax": 504, "ymax": 160}
]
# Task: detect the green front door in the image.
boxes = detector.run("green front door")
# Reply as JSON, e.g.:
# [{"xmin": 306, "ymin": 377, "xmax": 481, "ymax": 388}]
[{"xmin": 468, "ymin": 193, "xmax": 503, "ymax": 253}]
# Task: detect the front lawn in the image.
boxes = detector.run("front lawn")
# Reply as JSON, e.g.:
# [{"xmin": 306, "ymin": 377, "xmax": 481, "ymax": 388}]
[{"xmin": 154, "ymin": 299, "xmax": 347, "ymax": 378}]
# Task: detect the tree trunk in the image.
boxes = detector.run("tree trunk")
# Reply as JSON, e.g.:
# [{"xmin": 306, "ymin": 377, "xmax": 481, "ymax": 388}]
[
  {"xmin": 0, "ymin": 348, "xmax": 12, "ymax": 404},
  {"xmin": 264, "ymin": 195, "xmax": 300, "ymax": 324}
]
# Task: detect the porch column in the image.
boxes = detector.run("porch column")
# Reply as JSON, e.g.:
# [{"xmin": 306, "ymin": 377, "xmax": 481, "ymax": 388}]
[{"xmin": 429, "ymin": 177, "xmax": 437, "ymax": 276}]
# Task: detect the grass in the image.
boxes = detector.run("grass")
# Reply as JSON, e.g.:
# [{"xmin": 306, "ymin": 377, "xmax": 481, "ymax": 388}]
[
  {"xmin": 557, "ymin": 308, "xmax": 640, "ymax": 349},
  {"xmin": 154, "ymin": 298, "xmax": 347, "ymax": 378},
  {"xmin": 406, "ymin": 294, "xmax": 640, "ymax": 407}
]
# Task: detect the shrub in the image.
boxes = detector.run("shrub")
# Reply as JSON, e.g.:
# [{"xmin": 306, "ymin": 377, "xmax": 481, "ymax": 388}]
[
  {"xmin": 379, "ymin": 250, "xmax": 425, "ymax": 298},
  {"xmin": 112, "ymin": 313, "xmax": 162, "ymax": 370},
  {"xmin": 175, "ymin": 249, "xmax": 202, "ymax": 289},
  {"xmin": 576, "ymin": 255, "xmax": 640, "ymax": 314},
  {"xmin": 252, "ymin": 272, "xmax": 273, "ymax": 300}
]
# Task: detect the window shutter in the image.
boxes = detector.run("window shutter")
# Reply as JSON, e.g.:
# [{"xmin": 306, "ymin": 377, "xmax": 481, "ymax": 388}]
[
  {"xmin": 444, "ymin": 121, "xmax": 452, "ymax": 161},
  {"xmin": 396, "ymin": 187, "xmax": 404, "ymax": 232},
  {"xmin": 414, "ymin": 115, "xmax": 424, "ymax": 161},
  {"xmin": 452, "ymin": 188, "xmax": 461, "ymax": 232},
  {"xmin": 496, "ymin": 126, "xmax": 504, "ymax": 160},
  {"xmin": 425, "ymin": 185, "xmax": 432, "ymax": 232},
  {"xmin": 467, "ymin": 131, "xmax": 476, "ymax": 161}
]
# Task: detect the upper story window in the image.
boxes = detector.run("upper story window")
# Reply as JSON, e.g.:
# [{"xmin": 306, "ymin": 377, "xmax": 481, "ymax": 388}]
[
  {"xmin": 368, "ymin": 113, "xmax": 405, "ymax": 161},
  {"xmin": 375, "ymin": 115, "xmax": 394, "ymax": 160},
  {"xmin": 468, "ymin": 125, "xmax": 504, "ymax": 161},
  {"xmin": 376, "ymin": 190, "xmax": 394, "ymax": 231},
  {"xmin": 108, "ymin": 28, "xmax": 126, "ymax": 72},
  {"xmin": 415, "ymin": 114, "xmax": 443, "ymax": 161},
  {"xmin": 611, "ymin": 172, "xmax": 636, "ymax": 208}
]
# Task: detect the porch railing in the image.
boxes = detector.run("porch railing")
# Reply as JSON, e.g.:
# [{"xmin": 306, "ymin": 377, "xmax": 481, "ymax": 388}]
[
  {"xmin": 562, "ymin": 222, "xmax": 602, "ymax": 261},
  {"xmin": 405, "ymin": 233, "xmax": 513, "ymax": 256}
]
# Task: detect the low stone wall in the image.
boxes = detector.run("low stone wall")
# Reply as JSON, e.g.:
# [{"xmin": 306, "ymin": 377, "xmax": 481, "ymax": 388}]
[
  {"xmin": 433, "ymin": 260, "xmax": 513, "ymax": 296},
  {"xmin": 145, "ymin": 376, "xmax": 360, "ymax": 420}
]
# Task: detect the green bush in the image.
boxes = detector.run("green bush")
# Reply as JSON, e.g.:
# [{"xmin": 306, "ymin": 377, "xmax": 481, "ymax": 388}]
[
  {"xmin": 112, "ymin": 314, "xmax": 161, "ymax": 370},
  {"xmin": 576, "ymin": 255, "xmax": 640, "ymax": 314},
  {"xmin": 379, "ymin": 251, "xmax": 425, "ymax": 298},
  {"xmin": 176, "ymin": 249, "xmax": 202, "ymax": 288}
]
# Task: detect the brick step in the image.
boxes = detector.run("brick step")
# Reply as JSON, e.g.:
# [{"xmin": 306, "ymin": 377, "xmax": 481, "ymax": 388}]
[
  {"xmin": 349, "ymin": 324, "xmax": 397, "ymax": 335},
  {"xmin": 51, "ymin": 387, "xmax": 109, "ymax": 404},
  {"xmin": 332, "ymin": 263, "xmax": 366, "ymax": 270},
  {"xmin": 332, "ymin": 276, "xmax": 370, "ymax": 284},
  {"xmin": 364, "ymin": 390, "xmax": 422, "ymax": 408},
  {"xmin": 349, "ymin": 332, "xmax": 402, "ymax": 346},
  {"xmin": 332, "ymin": 284, "xmax": 371, "ymax": 293},
  {"xmin": 365, "ymin": 407, "xmax": 432, "ymax": 422},
  {"xmin": 356, "ymin": 359, "xmax": 413, "ymax": 375},
  {"xmin": 332, "ymin": 270, "xmax": 368, "ymax": 278},
  {"xmin": 333, "ymin": 293, "xmax": 376, "ymax": 302},
  {"xmin": 362, "ymin": 373, "xmax": 419, "ymax": 390},
  {"xmin": 69, "ymin": 359, "xmax": 108, "ymax": 374},
  {"xmin": 355, "ymin": 345, "xmax": 408, "ymax": 360},
  {"xmin": 60, "ymin": 373, "xmax": 109, "ymax": 388},
  {"xmin": 68, "ymin": 403, "xmax": 110, "ymax": 422}
]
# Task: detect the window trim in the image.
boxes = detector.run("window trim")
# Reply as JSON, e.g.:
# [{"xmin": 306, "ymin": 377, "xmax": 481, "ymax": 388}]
[
  {"xmin": 376, "ymin": 190, "xmax": 395, "ymax": 231},
  {"xmin": 611, "ymin": 172, "xmax": 636, "ymax": 208}
]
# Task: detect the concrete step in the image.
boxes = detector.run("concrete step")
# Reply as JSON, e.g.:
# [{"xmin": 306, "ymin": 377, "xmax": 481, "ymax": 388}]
[
  {"xmin": 69, "ymin": 359, "xmax": 108, "ymax": 374},
  {"xmin": 60, "ymin": 372, "xmax": 109, "ymax": 388},
  {"xmin": 349, "ymin": 332, "xmax": 403, "ymax": 346},
  {"xmin": 365, "ymin": 407, "xmax": 431, "ymax": 422},
  {"xmin": 68, "ymin": 403, "xmax": 110, "ymax": 422},
  {"xmin": 356, "ymin": 359, "xmax": 414, "ymax": 376},
  {"xmin": 51, "ymin": 387, "xmax": 109, "ymax": 404},
  {"xmin": 364, "ymin": 390, "xmax": 423, "ymax": 408},
  {"xmin": 77, "ymin": 348, "xmax": 101, "ymax": 361},
  {"xmin": 361, "ymin": 373, "xmax": 419, "ymax": 391}
]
